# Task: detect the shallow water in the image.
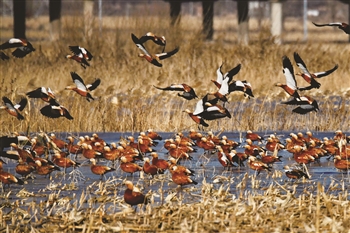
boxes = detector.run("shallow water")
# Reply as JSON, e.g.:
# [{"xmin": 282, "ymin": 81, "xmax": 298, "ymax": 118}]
[{"xmin": 1, "ymin": 131, "xmax": 349, "ymax": 212}]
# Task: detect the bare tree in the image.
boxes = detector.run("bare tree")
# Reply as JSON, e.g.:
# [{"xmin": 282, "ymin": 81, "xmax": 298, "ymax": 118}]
[
  {"xmin": 13, "ymin": 0, "xmax": 26, "ymax": 38},
  {"xmin": 49, "ymin": 0, "xmax": 62, "ymax": 41}
]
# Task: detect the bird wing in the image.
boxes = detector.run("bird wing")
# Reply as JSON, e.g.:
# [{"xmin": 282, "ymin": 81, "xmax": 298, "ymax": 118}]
[
  {"xmin": 218, "ymin": 76, "xmax": 230, "ymax": 96},
  {"xmin": 69, "ymin": 46, "xmax": 82, "ymax": 56},
  {"xmin": 153, "ymin": 84, "xmax": 184, "ymax": 92},
  {"xmin": 131, "ymin": 33, "xmax": 151, "ymax": 56},
  {"xmin": 12, "ymin": 46, "xmax": 34, "ymax": 58},
  {"xmin": 2, "ymin": 97, "xmax": 15, "ymax": 110},
  {"xmin": 224, "ymin": 63, "xmax": 242, "ymax": 82},
  {"xmin": 87, "ymin": 79, "xmax": 101, "ymax": 91},
  {"xmin": 15, "ymin": 98, "xmax": 27, "ymax": 111},
  {"xmin": 282, "ymin": 56, "xmax": 298, "ymax": 90},
  {"xmin": 0, "ymin": 51, "xmax": 9, "ymax": 60},
  {"xmin": 193, "ymin": 98, "xmax": 205, "ymax": 115},
  {"xmin": 215, "ymin": 63, "xmax": 224, "ymax": 85},
  {"xmin": 157, "ymin": 47, "xmax": 179, "ymax": 60},
  {"xmin": 292, "ymin": 106, "xmax": 315, "ymax": 114},
  {"xmin": 312, "ymin": 22, "xmax": 342, "ymax": 27},
  {"xmin": 70, "ymin": 72, "xmax": 88, "ymax": 91},
  {"xmin": 314, "ymin": 64, "xmax": 338, "ymax": 78},
  {"xmin": 26, "ymin": 87, "xmax": 45, "ymax": 98},
  {"xmin": 80, "ymin": 47, "xmax": 93, "ymax": 60},
  {"xmin": 293, "ymin": 52, "xmax": 312, "ymax": 78}
]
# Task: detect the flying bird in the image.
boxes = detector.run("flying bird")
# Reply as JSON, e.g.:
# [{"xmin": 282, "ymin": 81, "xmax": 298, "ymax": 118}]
[
  {"xmin": 210, "ymin": 63, "xmax": 243, "ymax": 102},
  {"xmin": 293, "ymin": 52, "xmax": 338, "ymax": 91},
  {"xmin": 275, "ymin": 55, "xmax": 301, "ymax": 101},
  {"xmin": 65, "ymin": 72, "xmax": 101, "ymax": 101},
  {"xmin": 0, "ymin": 38, "xmax": 35, "ymax": 59},
  {"xmin": 153, "ymin": 83, "xmax": 198, "ymax": 100},
  {"xmin": 66, "ymin": 46, "xmax": 93, "ymax": 69},
  {"xmin": 312, "ymin": 22, "xmax": 350, "ymax": 34},
  {"xmin": 26, "ymin": 87, "xmax": 56, "ymax": 103},
  {"xmin": 40, "ymin": 99, "xmax": 73, "ymax": 120},
  {"xmin": 139, "ymin": 32, "xmax": 166, "ymax": 52},
  {"xmin": 281, "ymin": 95, "xmax": 319, "ymax": 114},
  {"xmin": 0, "ymin": 96, "xmax": 27, "ymax": 120},
  {"xmin": 131, "ymin": 33, "xmax": 179, "ymax": 67}
]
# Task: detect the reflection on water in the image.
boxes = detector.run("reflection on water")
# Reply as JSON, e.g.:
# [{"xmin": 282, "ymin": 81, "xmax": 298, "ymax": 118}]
[{"xmin": 1, "ymin": 131, "xmax": 349, "ymax": 212}]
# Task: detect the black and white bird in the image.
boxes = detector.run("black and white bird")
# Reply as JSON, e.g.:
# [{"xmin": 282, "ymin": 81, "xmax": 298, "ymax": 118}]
[
  {"xmin": 0, "ymin": 38, "xmax": 35, "ymax": 59},
  {"xmin": 294, "ymin": 52, "xmax": 338, "ymax": 91},
  {"xmin": 131, "ymin": 33, "xmax": 179, "ymax": 67},
  {"xmin": 153, "ymin": 83, "xmax": 198, "ymax": 100},
  {"xmin": 312, "ymin": 22, "xmax": 350, "ymax": 34},
  {"xmin": 0, "ymin": 97, "xmax": 27, "ymax": 120},
  {"xmin": 40, "ymin": 99, "xmax": 73, "ymax": 120}
]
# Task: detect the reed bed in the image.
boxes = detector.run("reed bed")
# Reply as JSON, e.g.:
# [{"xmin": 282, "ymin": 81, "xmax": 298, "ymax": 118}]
[
  {"xmin": 1, "ymin": 15, "xmax": 349, "ymax": 134},
  {"xmin": 0, "ymin": 174, "xmax": 349, "ymax": 232}
]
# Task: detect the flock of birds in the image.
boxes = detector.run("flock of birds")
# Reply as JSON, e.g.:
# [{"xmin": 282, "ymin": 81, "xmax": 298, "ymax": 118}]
[
  {"xmin": 0, "ymin": 21, "xmax": 348, "ymax": 127},
  {"xmin": 0, "ymin": 128, "xmax": 349, "ymax": 207},
  {"xmin": 0, "ymin": 21, "xmax": 349, "ymax": 206}
]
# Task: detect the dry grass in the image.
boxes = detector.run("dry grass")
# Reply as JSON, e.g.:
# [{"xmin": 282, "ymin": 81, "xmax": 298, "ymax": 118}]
[
  {"xmin": 0, "ymin": 176, "xmax": 349, "ymax": 232},
  {"xmin": 0, "ymin": 15, "xmax": 349, "ymax": 134}
]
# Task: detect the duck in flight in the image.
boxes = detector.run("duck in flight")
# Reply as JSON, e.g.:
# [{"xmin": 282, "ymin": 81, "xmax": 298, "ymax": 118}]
[{"xmin": 131, "ymin": 33, "xmax": 179, "ymax": 67}]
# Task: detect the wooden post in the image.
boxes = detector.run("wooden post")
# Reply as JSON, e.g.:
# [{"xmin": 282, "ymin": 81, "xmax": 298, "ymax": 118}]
[
  {"xmin": 237, "ymin": 0, "xmax": 249, "ymax": 44},
  {"xmin": 49, "ymin": 0, "xmax": 62, "ymax": 41},
  {"xmin": 271, "ymin": 0, "xmax": 283, "ymax": 44},
  {"xmin": 169, "ymin": 1, "xmax": 181, "ymax": 26},
  {"xmin": 13, "ymin": 0, "xmax": 26, "ymax": 38}
]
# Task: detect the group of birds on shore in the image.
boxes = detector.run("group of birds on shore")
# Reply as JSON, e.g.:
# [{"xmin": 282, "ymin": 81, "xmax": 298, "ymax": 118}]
[{"xmin": 0, "ymin": 128, "xmax": 349, "ymax": 206}]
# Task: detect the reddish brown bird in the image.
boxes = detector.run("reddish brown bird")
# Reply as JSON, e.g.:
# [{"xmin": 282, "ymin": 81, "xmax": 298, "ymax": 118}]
[
  {"xmin": 247, "ymin": 156, "xmax": 271, "ymax": 175},
  {"xmin": 90, "ymin": 158, "xmax": 115, "ymax": 180},
  {"xmin": 143, "ymin": 157, "xmax": 161, "ymax": 177},
  {"xmin": 145, "ymin": 129, "xmax": 162, "ymax": 141},
  {"xmin": 245, "ymin": 130, "xmax": 263, "ymax": 144},
  {"xmin": 120, "ymin": 156, "xmax": 143, "ymax": 175},
  {"xmin": 334, "ymin": 155, "xmax": 350, "ymax": 171},
  {"xmin": 0, "ymin": 169, "xmax": 24, "ymax": 187},
  {"xmin": 150, "ymin": 152, "xmax": 169, "ymax": 173},
  {"xmin": 124, "ymin": 180, "xmax": 148, "ymax": 206},
  {"xmin": 34, "ymin": 160, "xmax": 60, "ymax": 178},
  {"xmin": 228, "ymin": 150, "xmax": 248, "ymax": 167},
  {"xmin": 52, "ymin": 152, "xmax": 80, "ymax": 172},
  {"xmin": 168, "ymin": 158, "xmax": 195, "ymax": 176},
  {"xmin": 15, "ymin": 157, "xmax": 35, "ymax": 179},
  {"xmin": 171, "ymin": 166, "xmax": 198, "ymax": 186},
  {"xmin": 66, "ymin": 136, "xmax": 83, "ymax": 155},
  {"xmin": 65, "ymin": 72, "xmax": 101, "ymax": 102}
]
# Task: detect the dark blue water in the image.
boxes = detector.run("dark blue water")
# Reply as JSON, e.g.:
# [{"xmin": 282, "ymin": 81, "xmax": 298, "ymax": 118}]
[{"xmin": 1, "ymin": 131, "xmax": 349, "ymax": 213}]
